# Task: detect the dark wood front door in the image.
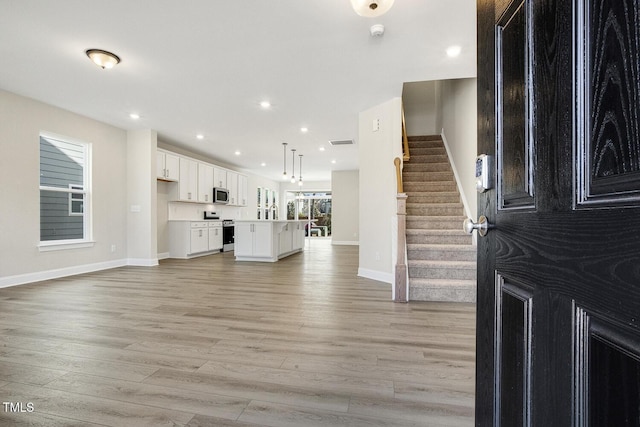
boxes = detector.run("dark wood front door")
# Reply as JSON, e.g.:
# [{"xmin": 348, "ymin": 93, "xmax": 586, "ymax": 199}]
[{"xmin": 476, "ymin": 0, "xmax": 640, "ymax": 425}]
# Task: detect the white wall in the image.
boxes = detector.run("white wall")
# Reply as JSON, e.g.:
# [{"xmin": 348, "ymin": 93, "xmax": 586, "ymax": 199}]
[
  {"xmin": 358, "ymin": 97, "xmax": 403, "ymax": 284},
  {"xmin": 126, "ymin": 129, "xmax": 158, "ymax": 266},
  {"xmin": 0, "ymin": 90, "xmax": 128, "ymax": 286},
  {"xmin": 402, "ymin": 81, "xmax": 439, "ymax": 136},
  {"xmin": 440, "ymin": 78, "xmax": 478, "ymax": 219},
  {"xmin": 331, "ymin": 170, "xmax": 359, "ymax": 245}
]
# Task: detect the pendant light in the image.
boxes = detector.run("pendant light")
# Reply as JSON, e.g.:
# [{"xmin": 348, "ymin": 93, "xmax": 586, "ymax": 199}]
[
  {"xmin": 290, "ymin": 149, "xmax": 297, "ymax": 183},
  {"xmin": 350, "ymin": 0, "xmax": 395, "ymax": 17},
  {"xmin": 298, "ymin": 154, "xmax": 303, "ymax": 186},
  {"xmin": 282, "ymin": 142, "xmax": 288, "ymax": 180}
]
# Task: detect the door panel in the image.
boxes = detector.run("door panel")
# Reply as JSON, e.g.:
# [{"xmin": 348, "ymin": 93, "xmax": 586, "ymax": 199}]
[
  {"xmin": 496, "ymin": 1, "xmax": 535, "ymax": 209},
  {"xmin": 476, "ymin": 0, "xmax": 640, "ymax": 425},
  {"xmin": 576, "ymin": 0, "xmax": 640, "ymax": 204}
]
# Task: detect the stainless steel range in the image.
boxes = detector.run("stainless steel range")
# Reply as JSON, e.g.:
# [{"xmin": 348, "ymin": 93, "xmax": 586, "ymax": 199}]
[{"xmin": 222, "ymin": 219, "xmax": 234, "ymax": 252}]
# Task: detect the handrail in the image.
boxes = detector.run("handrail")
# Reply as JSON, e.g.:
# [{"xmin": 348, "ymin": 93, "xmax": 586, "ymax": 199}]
[
  {"xmin": 394, "ymin": 157, "xmax": 403, "ymax": 193},
  {"xmin": 402, "ymin": 105, "xmax": 410, "ymax": 162}
]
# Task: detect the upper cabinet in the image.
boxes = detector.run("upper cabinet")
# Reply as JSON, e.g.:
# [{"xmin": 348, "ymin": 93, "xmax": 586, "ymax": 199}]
[
  {"xmin": 159, "ymin": 148, "xmax": 249, "ymax": 206},
  {"xmin": 227, "ymin": 171, "xmax": 238, "ymax": 205},
  {"xmin": 157, "ymin": 150, "xmax": 180, "ymax": 181},
  {"xmin": 213, "ymin": 167, "xmax": 227, "ymax": 189},
  {"xmin": 238, "ymin": 174, "xmax": 248, "ymax": 206},
  {"xmin": 197, "ymin": 162, "xmax": 214, "ymax": 203},
  {"xmin": 179, "ymin": 157, "xmax": 198, "ymax": 202}
]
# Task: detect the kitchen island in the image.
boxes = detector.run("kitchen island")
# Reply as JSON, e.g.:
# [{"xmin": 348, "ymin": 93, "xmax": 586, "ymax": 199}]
[{"xmin": 234, "ymin": 220, "xmax": 306, "ymax": 262}]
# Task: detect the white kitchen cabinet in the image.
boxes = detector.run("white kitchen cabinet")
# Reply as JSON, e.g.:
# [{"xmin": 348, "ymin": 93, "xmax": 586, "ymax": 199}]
[
  {"xmin": 213, "ymin": 167, "xmax": 227, "ymax": 189},
  {"xmin": 190, "ymin": 225, "xmax": 209, "ymax": 254},
  {"xmin": 198, "ymin": 163, "xmax": 214, "ymax": 203},
  {"xmin": 238, "ymin": 174, "xmax": 248, "ymax": 206},
  {"xmin": 169, "ymin": 221, "xmax": 222, "ymax": 258},
  {"xmin": 235, "ymin": 220, "xmax": 304, "ymax": 262},
  {"xmin": 278, "ymin": 223, "xmax": 293, "ymax": 255},
  {"xmin": 208, "ymin": 222, "xmax": 223, "ymax": 251},
  {"xmin": 157, "ymin": 150, "xmax": 180, "ymax": 181},
  {"xmin": 179, "ymin": 158, "xmax": 198, "ymax": 202},
  {"xmin": 235, "ymin": 222, "xmax": 273, "ymax": 259},
  {"xmin": 227, "ymin": 171, "xmax": 238, "ymax": 205},
  {"xmin": 292, "ymin": 221, "xmax": 305, "ymax": 251}
]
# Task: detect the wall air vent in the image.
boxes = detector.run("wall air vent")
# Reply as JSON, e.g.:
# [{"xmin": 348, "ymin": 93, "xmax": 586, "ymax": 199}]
[{"xmin": 329, "ymin": 139, "xmax": 354, "ymax": 146}]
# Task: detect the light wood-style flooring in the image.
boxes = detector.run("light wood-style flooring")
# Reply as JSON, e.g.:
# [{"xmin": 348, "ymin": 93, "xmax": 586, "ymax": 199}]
[{"xmin": 0, "ymin": 240, "xmax": 476, "ymax": 426}]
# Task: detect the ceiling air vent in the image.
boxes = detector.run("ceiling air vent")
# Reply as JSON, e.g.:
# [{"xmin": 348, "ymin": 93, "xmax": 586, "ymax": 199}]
[{"xmin": 329, "ymin": 139, "xmax": 354, "ymax": 146}]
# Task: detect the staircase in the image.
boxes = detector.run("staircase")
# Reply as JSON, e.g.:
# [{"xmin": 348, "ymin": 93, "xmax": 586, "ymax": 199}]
[{"xmin": 403, "ymin": 135, "xmax": 476, "ymax": 303}]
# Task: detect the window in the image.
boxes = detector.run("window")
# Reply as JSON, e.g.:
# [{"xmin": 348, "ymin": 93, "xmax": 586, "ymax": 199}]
[{"xmin": 39, "ymin": 134, "xmax": 92, "ymax": 247}]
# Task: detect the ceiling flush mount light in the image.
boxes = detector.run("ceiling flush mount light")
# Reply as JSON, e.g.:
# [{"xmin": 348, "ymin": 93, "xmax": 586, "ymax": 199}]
[
  {"xmin": 86, "ymin": 49, "xmax": 120, "ymax": 69},
  {"xmin": 446, "ymin": 45, "xmax": 462, "ymax": 57},
  {"xmin": 351, "ymin": 0, "xmax": 395, "ymax": 17}
]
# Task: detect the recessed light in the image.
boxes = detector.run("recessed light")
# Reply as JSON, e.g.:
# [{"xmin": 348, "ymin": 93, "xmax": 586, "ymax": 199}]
[
  {"xmin": 129, "ymin": 113, "xmax": 140, "ymax": 120},
  {"xmin": 300, "ymin": 127, "xmax": 308, "ymax": 133},
  {"xmin": 196, "ymin": 134, "xmax": 204, "ymax": 140},
  {"xmin": 261, "ymin": 162, "xmax": 266, "ymax": 167},
  {"xmin": 260, "ymin": 101, "xmax": 271, "ymax": 109},
  {"xmin": 446, "ymin": 45, "xmax": 462, "ymax": 57},
  {"xmin": 235, "ymin": 150, "xmax": 241, "ymax": 156},
  {"xmin": 319, "ymin": 146, "xmax": 325, "ymax": 152},
  {"xmin": 331, "ymin": 159, "xmax": 337, "ymax": 164}
]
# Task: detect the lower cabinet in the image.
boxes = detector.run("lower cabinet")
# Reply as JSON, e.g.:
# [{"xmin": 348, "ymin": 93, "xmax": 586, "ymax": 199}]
[
  {"xmin": 208, "ymin": 223, "xmax": 223, "ymax": 251},
  {"xmin": 169, "ymin": 221, "xmax": 223, "ymax": 259},
  {"xmin": 235, "ymin": 221, "xmax": 304, "ymax": 262},
  {"xmin": 235, "ymin": 222, "xmax": 273, "ymax": 258}
]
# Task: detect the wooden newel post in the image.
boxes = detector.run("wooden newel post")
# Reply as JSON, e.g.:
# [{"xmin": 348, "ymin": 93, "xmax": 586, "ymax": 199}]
[{"xmin": 395, "ymin": 193, "xmax": 408, "ymax": 302}]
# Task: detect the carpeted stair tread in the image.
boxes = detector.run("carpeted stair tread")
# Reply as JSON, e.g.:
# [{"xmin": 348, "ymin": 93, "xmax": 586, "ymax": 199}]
[{"xmin": 403, "ymin": 135, "xmax": 477, "ymax": 303}]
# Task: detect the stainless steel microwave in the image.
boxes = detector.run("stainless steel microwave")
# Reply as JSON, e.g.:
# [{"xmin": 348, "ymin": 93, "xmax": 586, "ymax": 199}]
[{"xmin": 213, "ymin": 187, "xmax": 229, "ymax": 204}]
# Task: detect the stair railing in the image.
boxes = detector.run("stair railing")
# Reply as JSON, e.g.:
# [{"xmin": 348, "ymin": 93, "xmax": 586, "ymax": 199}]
[
  {"xmin": 394, "ymin": 157, "xmax": 408, "ymax": 302},
  {"xmin": 402, "ymin": 105, "xmax": 410, "ymax": 162}
]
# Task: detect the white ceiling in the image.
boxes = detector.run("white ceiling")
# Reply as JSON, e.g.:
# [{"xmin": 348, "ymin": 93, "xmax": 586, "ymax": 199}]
[{"xmin": 0, "ymin": 0, "xmax": 476, "ymax": 181}]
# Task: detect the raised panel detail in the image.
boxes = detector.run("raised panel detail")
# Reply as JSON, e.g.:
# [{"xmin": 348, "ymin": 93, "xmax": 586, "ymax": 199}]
[
  {"xmin": 576, "ymin": 0, "xmax": 640, "ymax": 205},
  {"xmin": 574, "ymin": 307, "xmax": 640, "ymax": 426},
  {"xmin": 496, "ymin": 0, "xmax": 535, "ymax": 209},
  {"xmin": 495, "ymin": 275, "xmax": 532, "ymax": 426}
]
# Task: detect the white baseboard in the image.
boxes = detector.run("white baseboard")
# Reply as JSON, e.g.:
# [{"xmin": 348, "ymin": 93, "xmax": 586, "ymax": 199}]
[
  {"xmin": 157, "ymin": 252, "xmax": 171, "ymax": 260},
  {"xmin": 332, "ymin": 240, "xmax": 359, "ymax": 246},
  {"xmin": 0, "ymin": 259, "xmax": 127, "ymax": 289},
  {"xmin": 127, "ymin": 258, "xmax": 159, "ymax": 267},
  {"xmin": 357, "ymin": 268, "xmax": 394, "ymax": 285}
]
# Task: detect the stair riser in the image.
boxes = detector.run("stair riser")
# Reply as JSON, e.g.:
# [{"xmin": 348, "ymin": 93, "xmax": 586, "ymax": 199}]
[
  {"xmin": 408, "ymin": 155, "xmax": 449, "ymax": 164},
  {"xmin": 402, "ymin": 163, "xmax": 451, "ymax": 172},
  {"xmin": 406, "ymin": 234, "xmax": 473, "ymax": 245},
  {"xmin": 407, "ymin": 206, "xmax": 464, "ymax": 216},
  {"xmin": 408, "ymin": 265, "xmax": 476, "ymax": 280},
  {"xmin": 409, "ymin": 285, "xmax": 476, "ymax": 303},
  {"xmin": 406, "ymin": 195, "xmax": 461, "ymax": 204},
  {"xmin": 403, "ymin": 172, "xmax": 454, "ymax": 182},
  {"xmin": 407, "ymin": 218, "xmax": 464, "ymax": 229},
  {"xmin": 404, "ymin": 182, "xmax": 457, "ymax": 192},
  {"xmin": 408, "ymin": 248, "xmax": 476, "ymax": 262},
  {"xmin": 408, "ymin": 147, "xmax": 447, "ymax": 156}
]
